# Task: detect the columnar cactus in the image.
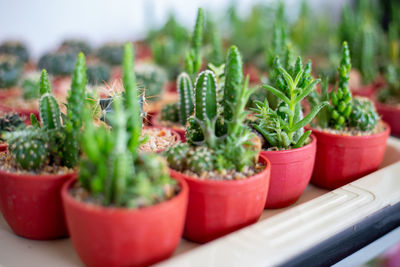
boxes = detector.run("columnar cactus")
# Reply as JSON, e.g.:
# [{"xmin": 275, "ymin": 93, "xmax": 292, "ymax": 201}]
[
  {"xmin": 39, "ymin": 70, "xmax": 61, "ymax": 130},
  {"xmin": 177, "ymin": 72, "xmax": 194, "ymax": 125},
  {"xmin": 185, "ymin": 8, "xmax": 204, "ymax": 79}
]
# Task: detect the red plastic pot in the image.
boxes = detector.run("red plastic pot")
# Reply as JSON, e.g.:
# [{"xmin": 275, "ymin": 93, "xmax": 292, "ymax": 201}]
[
  {"xmin": 166, "ymin": 81, "xmax": 177, "ymax": 93},
  {"xmin": 261, "ymin": 134, "xmax": 316, "ymax": 209},
  {"xmin": 0, "ymin": 143, "xmax": 7, "ymax": 152},
  {"xmin": 62, "ymin": 176, "xmax": 188, "ymax": 267},
  {"xmin": 142, "ymin": 126, "xmax": 181, "ymax": 153},
  {"xmin": 351, "ymin": 84, "xmax": 377, "ymax": 98},
  {"xmin": 375, "ymin": 102, "xmax": 400, "ymax": 136},
  {"xmin": 151, "ymin": 112, "xmax": 186, "ymax": 141},
  {"xmin": 170, "ymin": 155, "xmax": 271, "ymax": 243},
  {"xmin": 0, "ymin": 168, "xmax": 76, "ymax": 240},
  {"xmin": 310, "ymin": 123, "xmax": 390, "ymax": 189}
]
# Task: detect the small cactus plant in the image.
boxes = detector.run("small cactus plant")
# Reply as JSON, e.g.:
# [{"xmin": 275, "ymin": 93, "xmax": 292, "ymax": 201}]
[
  {"xmin": 38, "ymin": 51, "xmax": 77, "ymax": 76},
  {"xmin": 184, "ymin": 8, "xmax": 204, "ymax": 80},
  {"xmin": 21, "ymin": 71, "xmax": 41, "ymax": 100},
  {"xmin": 135, "ymin": 63, "xmax": 167, "ymax": 102},
  {"xmin": 251, "ymin": 56, "xmax": 328, "ymax": 150},
  {"xmin": 59, "ymin": 39, "xmax": 92, "ymax": 55},
  {"xmin": 309, "ymin": 42, "xmax": 379, "ymax": 133},
  {"xmin": 97, "ymin": 43, "xmax": 124, "ymax": 66},
  {"xmin": 0, "ymin": 113, "xmax": 25, "ymax": 141},
  {"xmin": 5, "ymin": 53, "xmax": 87, "ymax": 171},
  {"xmin": 86, "ymin": 63, "xmax": 111, "ymax": 85},
  {"xmin": 0, "ymin": 54, "xmax": 22, "ymax": 88},
  {"xmin": 0, "ymin": 41, "xmax": 29, "ymax": 63},
  {"xmin": 78, "ymin": 43, "xmax": 176, "ymax": 207},
  {"xmin": 164, "ymin": 46, "xmax": 261, "ymax": 177}
]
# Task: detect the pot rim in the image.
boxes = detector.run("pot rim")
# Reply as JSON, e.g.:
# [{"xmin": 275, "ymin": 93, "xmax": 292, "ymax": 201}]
[
  {"xmin": 61, "ymin": 174, "xmax": 188, "ymax": 215},
  {"xmin": 169, "ymin": 154, "xmax": 271, "ymax": 187},
  {"xmin": 0, "ymin": 165, "xmax": 76, "ymax": 180},
  {"xmin": 307, "ymin": 121, "xmax": 390, "ymax": 140},
  {"xmin": 261, "ymin": 133, "xmax": 316, "ymax": 155}
]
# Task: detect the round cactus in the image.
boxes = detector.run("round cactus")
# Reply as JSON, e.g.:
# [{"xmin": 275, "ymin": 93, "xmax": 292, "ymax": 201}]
[
  {"xmin": 97, "ymin": 43, "xmax": 124, "ymax": 65},
  {"xmin": 349, "ymin": 97, "xmax": 379, "ymax": 131},
  {"xmin": 0, "ymin": 41, "xmax": 29, "ymax": 63},
  {"xmin": 86, "ymin": 63, "xmax": 111, "ymax": 85},
  {"xmin": 135, "ymin": 63, "xmax": 167, "ymax": 102},
  {"xmin": 160, "ymin": 102, "xmax": 180, "ymax": 123},
  {"xmin": 0, "ymin": 54, "xmax": 22, "ymax": 88},
  {"xmin": 59, "ymin": 40, "xmax": 92, "ymax": 55},
  {"xmin": 163, "ymin": 142, "xmax": 190, "ymax": 172},
  {"xmin": 187, "ymin": 146, "xmax": 214, "ymax": 175},
  {"xmin": 38, "ymin": 51, "xmax": 76, "ymax": 76}
]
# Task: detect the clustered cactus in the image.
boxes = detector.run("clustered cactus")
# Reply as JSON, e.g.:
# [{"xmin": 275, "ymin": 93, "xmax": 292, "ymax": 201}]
[
  {"xmin": 309, "ymin": 42, "xmax": 379, "ymax": 132},
  {"xmin": 251, "ymin": 56, "xmax": 327, "ymax": 150},
  {"xmin": 0, "ymin": 54, "xmax": 22, "ymax": 88},
  {"xmin": 164, "ymin": 46, "xmax": 261, "ymax": 176},
  {"xmin": 5, "ymin": 53, "xmax": 87, "ymax": 171},
  {"xmin": 79, "ymin": 43, "xmax": 175, "ymax": 207},
  {"xmin": 135, "ymin": 63, "xmax": 167, "ymax": 102}
]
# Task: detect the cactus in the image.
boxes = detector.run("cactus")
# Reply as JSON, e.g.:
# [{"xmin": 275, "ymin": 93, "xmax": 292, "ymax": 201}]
[
  {"xmin": 185, "ymin": 8, "xmax": 204, "ymax": 79},
  {"xmin": 86, "ymin": 63, "xmax": 110, "ymax": 85},
  {"xmin": 59, "ymin": 39, "xmax": 92, "ymax": 55},
  {"xmin": 308, "ymin": 42, "xmax": 379, "ymax": 133},
  {"xmin": 135, "ymin": 63, "xmax": 167, "ymax": 102},
  {"xmin": 160, "ymin": 102, "xmax": 180, "ymax": 123},
  {"xmin": 0, "ymin": 41, "xmax": 29, "ymax": 63},
  {"xmin": 165, "ymin": 46, "xmax": 261, "ymax": 176},
  {"xmin": 21, "ymin": 72, "xmax": 40, "ymax": 100},
  {"xmin": 38, "ymin": 51, "xmax": 76, "ymax": 76},
  {"xmin": 97, "ymin": 43, "xmax": 124, "ymax": 66},
  {"xmin": 252, "ymin": 56, "xmax": 327, "ymax": 150},
  {"xmin": 5, "ymin": 54, "xmax": 87, "ymax": 171},
  {"xmin": 224, "ymin": 46, "xmax": 243, "ymax": 122},
  {"xmin": 349, "ymin": 97, "xmax": 379, "ymax": 131},
  {"xmin": 176, "ymin": 72, "xmax": 194, "ymax": 125},
  {"xmin": 0, "ymin": 113, "xmax": 25, "ymax": 141},
  {"xmin": 207, "ymin": 16, "xmax": 224, "ymax": 66},
  {"xmin": 0, "ymin": 54, "xmax": 22, "ymax": 88},
  {"xmin": 78, "ymin": 42, "xmax": 176, "ymax": 207}
]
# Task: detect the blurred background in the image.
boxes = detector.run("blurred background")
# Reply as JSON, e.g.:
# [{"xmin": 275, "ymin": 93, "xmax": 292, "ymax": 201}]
[{"xmin": 0, "ymin": 0, "xmax": 347, "ymax": 59}]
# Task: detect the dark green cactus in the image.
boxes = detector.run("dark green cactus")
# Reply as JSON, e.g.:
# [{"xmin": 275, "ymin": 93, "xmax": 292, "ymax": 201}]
[
  {"xmin": 0, "ymin": 41, "xmax": 29, "ymax": 63},
  {"xmin": 59, "ymin": 40, "xmax": 92, "ymax": 55},
  {"xmin": 0, "ymin": 113, "xmax": 25, "ymax": 141},
  {"xmin": 78, "ymin": 43, "xmax": 176, "ymax": 208},
  {"xmin": 185, "ymin": 8, "xmax": 204, "ymax": 79},
  {"xmin": 97, "ymin": 43, "xmax": 124, "ymax": 66},
  {"xmin": 186, "ymin": 146, "xmax": 214, "ymax": 174},
  {"xmin": 349, "ymin": 97, "xmax": 379, "ymax": 131},
  {"xmin": 177, "ymin": 72, "xmax": 194, "ymax": 125},
  {"xmin": 136, "ymin": 63, "xmax": 167, "ymax": 102},
  {"xmin": 223, "ymin": 46, "xmax": 243, "ymax": 122},
  {"xmin": 86, "ymin": 63, "xmax": 110, "ymax": 85},
  {"xmin": 0, "ymin": 54, "xmax": 22, "ymax": 88},
  {"xmin": 38, "ymin": 51, "xmax": 76, "ymax": 76},
  {"xmin": 163, "ymin": 142, "xmax": 189, "ymax": 172},
  {"xmin": 327, "ymin": 42, "xmax": 353, "ymax": 130},
  {"xmin": 39, "ymin": 70, "xmax": 61, "ymax": 130},
  {"xmin": 160, "ymin": 102, "xmax": 179, "ymax": 123},
  {"xmin": 21, "ymin": 72, "xmax": 40, "ymax": 100}
]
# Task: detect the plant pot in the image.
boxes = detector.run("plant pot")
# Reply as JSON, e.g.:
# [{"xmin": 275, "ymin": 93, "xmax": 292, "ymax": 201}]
[
  {"xmin": 62, "ymin": 176, "xmax": 188, "ymax": 267},
  {"xmin": 351, "ymin": 84, "xmax": 377, "ymax": 98},
  {"xmin": 151, "ymin": 112, "xmax": 186, "ymax": 141},
  {"xmin": 0, "ymin": 143, "xmax": 7, "ymax": 152},
  {"xmin": 309, "ymin": 123, "xmax": 390, "ymax": 189},
  {"xmin": 141, "ymin": 126, "xmax": 181, "ymax": 153},
  {"xmin": 170, "ymin": 154, "xmax": 271, "ymax": 243},
  {"xmin": 375, "ymin": 102, "xmax": 400, "ymax": 137},
  {"xmin": 261, "ymin": 134, "xmax": 316, "ymax": 209},
  {"xmin": 166, "ymin": 81, "xmax": 176, "ymax": 93},
  {"xmin": 0, "ymin": 168, "xmax": 76, "ymax": 240}
]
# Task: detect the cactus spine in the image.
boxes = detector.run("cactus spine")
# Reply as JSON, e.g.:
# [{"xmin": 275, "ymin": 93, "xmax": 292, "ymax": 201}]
[{"xmin": 177, "ymin": 72, "xmax": 194, "ymax": 125}]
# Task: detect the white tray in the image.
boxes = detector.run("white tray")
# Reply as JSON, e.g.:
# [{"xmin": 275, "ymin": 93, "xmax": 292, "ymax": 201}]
[{"xmin": 1, "ymin": 137, "xmax": 400, "ymax": 267}]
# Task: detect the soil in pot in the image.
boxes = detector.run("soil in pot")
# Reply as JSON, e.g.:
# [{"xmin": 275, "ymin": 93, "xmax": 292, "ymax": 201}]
[
  {"xmin": 140, "ymin": 126, "xmax": 180, "ymax": 153},
  {"xmin": 0, "ymin": 152, "xmax": 76, "ymax": 240},
  {"xmin": 310, "ymin": 121, "xmax": 390, "ymax": 189},
  {"xmin": 169, "ymin": 154, "xmax": 271, "ymax": 243},
  {"xmin": 62, "ymin": 176, "xmax": 188, "ymax": 267},
  {"xmin": 151, "ymin": 112, "xmax": 186, "ymax": 141},
  {"xmin": 261, "ymin": 135, "xmax": 316, "ymax": 209}
]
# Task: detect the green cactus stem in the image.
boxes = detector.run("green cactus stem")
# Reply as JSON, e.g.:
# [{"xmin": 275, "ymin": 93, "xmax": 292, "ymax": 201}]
[
  {"xmin": 177, "ymin": 72, "xmax": 194, "ymax": 125},
  {"xmin": 39, "ymin": 70, "xmax": 61, "ymax": 130}
]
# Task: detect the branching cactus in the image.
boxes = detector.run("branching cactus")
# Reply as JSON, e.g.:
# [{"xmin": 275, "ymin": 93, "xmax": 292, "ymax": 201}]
[
  {"xmin": 252, "ymin": 56, "xmax": 327, "ymax": 149},
  {"xmin": 309, "ymin": 42, "xmax": 380, "ymax": 133},
  {"xmin": 5, "ymin": 54, "xmax": 87, "ymax": 171},
  {"xmin": 78, "ymin": 43, "xmax": 176, "ymax": 207}
]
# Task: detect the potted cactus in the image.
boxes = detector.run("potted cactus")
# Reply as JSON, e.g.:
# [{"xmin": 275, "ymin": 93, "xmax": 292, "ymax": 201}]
[
  {"xmin": 152, "ymin": 8, "xmax": 204, "ymax": 139},
  {"xmin": 61, "ymin": 43, "xmax": 188, "ymax": 267},
  {"xmin": 0, "ymin": 113, "xmax": 25, "ymax": 151},
  {"xmin": 250, "ymin": 56, "xmax": 327, "ymax": 208},
  {"xmin": 308, "ymin": 42, "xmax": 390, "ymax": 189},
  {"xmin": 0, "ymin": 53, "xmax": 87, "ymax": 240},
  {"xmin": 163, "ymin": 46, "xmax": 271, "ymax": 243},
  {"xmin": 0, "ymin": 41, "xmax": 29, "ymax": 63},
  {"xmin": 86, "ymin": 62, "xmax": 111, "ymax": 86},
  {"xmin": 135, "ymin": 62, "xmax": 168, "ymax": 104},
  {"xmin": 0, "ymin": 54, "xmax": 23, "ymax": 99},
  {"xmin": 58, "ymin": 39, "xmax": 92, "ymax": 55}
]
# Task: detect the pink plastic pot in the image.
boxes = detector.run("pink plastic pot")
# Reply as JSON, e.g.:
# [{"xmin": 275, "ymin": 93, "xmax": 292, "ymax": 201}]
[
  {"xmin": 142, "ymin": 126, "xmax": 181, "ymax": 153},
  {"xmin": 62, "ymin": 177, "xmax": 188, "ymax": 267},
  {"xmin": 310, "ymin": 123, "xmax": 390, "ymax": 189},
  {"xmin": 375, "ymin": 102, "xmax": 400, "ymax": 136},
  {"xmin": 0, "ymin": 168, "xmax": 76, "ymax": 240},
  {"xmin": 351, "ymin": 84, "xmax": 377, "ymax": 98},
  {"xmin": 261, "ymin": 134, "xmax": 316, "ymax": 209},
  {"xmin": 151, "ymin": 112, "xmax": 186, "ymax": 141},
  {"xmin": 170, "ymin": 155, "xmax": 271, "ymax": 243}
]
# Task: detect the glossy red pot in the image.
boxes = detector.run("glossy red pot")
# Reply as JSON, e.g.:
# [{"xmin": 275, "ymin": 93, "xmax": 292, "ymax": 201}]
[
  {"xmin": 351, "ymin": 84, "xmax": 377, "ymax": 98},
  {"xmin": 170, "ymin": 155, "xmax": 271, "ymax": 243},
  {"xmin": 62, "ymin": 176, "xmax": 188, "ymax": 267},
  {"xmin": 375, "ymin": 102, "xmax": 400, "ymax": 136},
  {"xmin": 310, "ymin": 123, "xmax": 390, "ymax": 189},
  {"xmin": 151, "ymin": 113, "xmax": 186, "ymax": 141},
  {"xmin": 0, "ymin": 168, "xmax": 76, "ymax": 240},
  {"xmin": 141, "ymin": 126, "xmax": 181, "ymax": 153},
  {"xmin": 261, "ymin": 134, "xmax": 316, "ymax": 209}
]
